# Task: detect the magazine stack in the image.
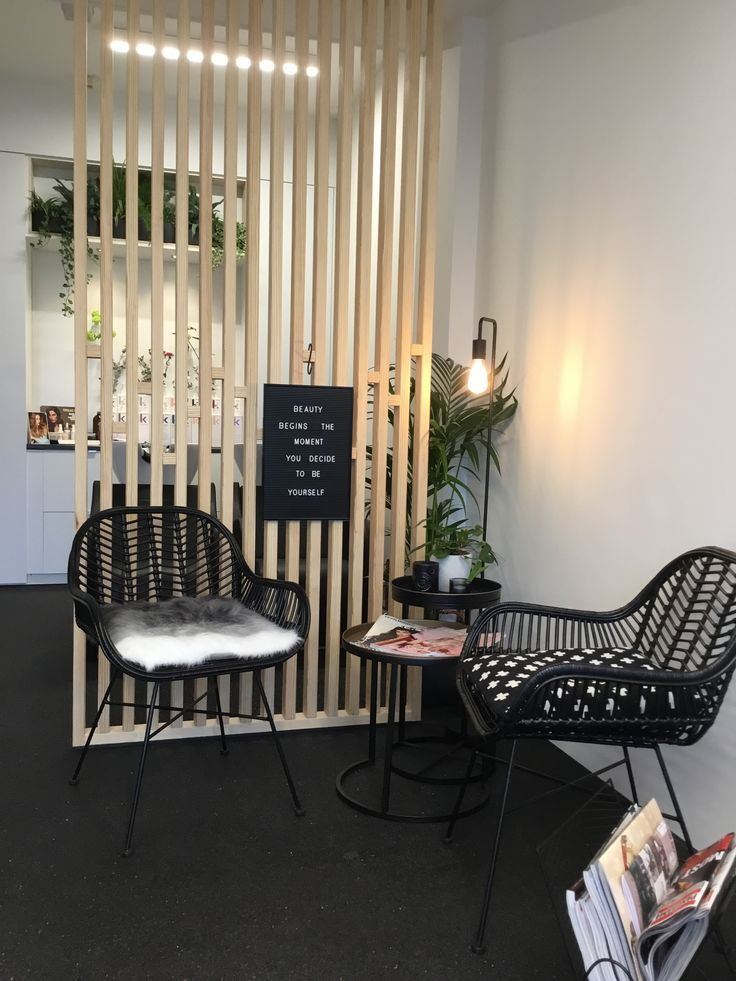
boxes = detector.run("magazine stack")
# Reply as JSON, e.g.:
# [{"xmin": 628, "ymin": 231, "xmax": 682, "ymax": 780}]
[
  {"xmin": 357, "ymin": 614, "xmax": 466, "ymax": 658},
  {"xmin": 567, "ymin": 799, "xmax": 735, "ymax": 981}
]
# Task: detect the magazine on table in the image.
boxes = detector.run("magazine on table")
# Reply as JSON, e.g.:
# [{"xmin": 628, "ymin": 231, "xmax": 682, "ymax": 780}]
[
  {"xmin": 359, "ymin": 614, "xmax": 466, "ymax": 658},
  {"xmin": 567, "ymin": 799, "xmax": 736, "ymax": 981}
]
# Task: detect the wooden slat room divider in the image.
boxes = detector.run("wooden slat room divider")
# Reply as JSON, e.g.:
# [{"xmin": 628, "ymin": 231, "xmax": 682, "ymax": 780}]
[{"xmin": 71, "ymin": 0, "xmax": 443, "ymax": 746}]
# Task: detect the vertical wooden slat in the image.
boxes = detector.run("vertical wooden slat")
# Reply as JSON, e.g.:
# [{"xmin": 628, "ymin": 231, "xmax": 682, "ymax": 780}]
[
  {"xmin": 197, "ymin": 1, "xmax": 214, "ymax": 515},
  {"xmin": 346, "ymin": 0, "xmax": 378, "ymax": 715},
  {"xmin": 368, "ymin": 0, "xmax": 401, "ymax": 623},
  {"xmin": 72, "ymin": 0, "xmax": 88, "ymax": 747},
  {"xmin": 282, "ymin": 0, "xmax": 310, "ymax": 722},
  {"xmin": 96, "ymin": 0, "xmax": 114, "ymax": 735},
  {"xmin": 240, "ymin": 0, "xmax": 263, "ymax": 720},
  {"xmin": 195, "ymin": 0, "xmax": 215, "ymax": 725},
  {"xmin": 174, "ymin": 0, "xmax": 190, "ymax": 512},
  {"xmin": 149, "ymin": 0, "xmax": 166, "ymax": 508},
  {"xmin": 325, "ymin": 0, "xmax": 355, "ymax": 717},
  {"xmin": 171, "ymin": 0, "xmax": 190, "ymax": 728},
  {"xmin": 121, "ymin": 0, "xmax": 141, "ymax": 733},
  {"xmin": 391, "ymin": 0, "xmax": 423, "ymax": 714},
  {"xmin": 220, "ymin": 0, "xmax": 239, "ymax": 535},
  {"xmin": 409, "ymin": 0, "xmax": 443, "ymax": 717},
  {"xmin": 262, "ymin": 0, "xmax": 287, "ymax": 711},
  {"xmin": 305, "ymin": 0, "xmax": 333, "ymax": 719}
]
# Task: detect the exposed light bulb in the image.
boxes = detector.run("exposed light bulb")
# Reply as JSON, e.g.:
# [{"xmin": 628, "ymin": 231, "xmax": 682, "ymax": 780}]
[
  {"xmin": 110, "ymin": 39, "xmax": 130, "ymax": 53},
  {"xmin": 236, "ymin": 55, "xmax": 251, "ymax": 69},
  {"xmin": 187, "ymin": 49, "xmax": 204, "ymax": 63},
  {"xmin": 211, "ymin": 51, "xmax": 228, "ymax": 66},
  {"xmin": 259, "ymin": 58, "xmax": 275, "ymax": 72},
  {"xmin": 283, "ymin": 62, "xmax": 298, "ymax": 76},
  {"xmin": 136, "ymin": 41, "xmax": 156, "ymax": 57},
  {"xmin": 161, "ymin": 45, "xmax": 180, "ymax": 60},
  {"xmin": 467, "ymin": 359, "xmax": 490, "ymax": 395},
  {"xmin": 305, "ymin": 65, "xmax": 319, "ymax": 78}
]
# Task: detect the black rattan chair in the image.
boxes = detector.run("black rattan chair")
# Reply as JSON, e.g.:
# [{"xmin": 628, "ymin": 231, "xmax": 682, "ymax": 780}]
[
  {"xmin": 68, "ymin": 505, "xmax": 310, "ymax": 855},
  {"xmin": 446, "ymin": 546, "xmax": 736, "ymax": 954}
]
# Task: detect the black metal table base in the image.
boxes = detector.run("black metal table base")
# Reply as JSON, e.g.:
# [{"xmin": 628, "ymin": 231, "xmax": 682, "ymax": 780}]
[{"xmin": 335, "ymin": 656, "xmax": 491, "ymax": 823}]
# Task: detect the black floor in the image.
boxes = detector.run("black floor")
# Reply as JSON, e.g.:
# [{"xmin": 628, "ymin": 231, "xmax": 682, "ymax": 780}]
[{"xmin": 1, "ymin": 586, "xmax": 733, "ymax": 981}]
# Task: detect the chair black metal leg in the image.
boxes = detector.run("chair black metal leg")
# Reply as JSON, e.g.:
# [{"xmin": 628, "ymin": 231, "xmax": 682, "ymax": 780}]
[
  {"xmin": 255, "ymin": 672, "xmax": 305, "ymax": 817},
  {"xmin": 622, "ymin": 746, "xmax": 638, "ymax": 804},
  {"xmin": 442, "ymin": 749, "xmax": 478, "ymax": 845},
  {"xmin": 69, "ymin": 673, "xmax": 118, "ymax": 785},
  {"xmin": 471, "ymin": 739, "xmax": 517, "ymax": 956},
  {"xmin": 123, "ymin": 681, "xmax": 160, "ymax": 857},
  {"xmin": 653, "ymin": 744, "xmax": 694, "ymax": 853},
  {"xmin": 211, "ymin": 677, "xmax": 229, "ymax": 755}
]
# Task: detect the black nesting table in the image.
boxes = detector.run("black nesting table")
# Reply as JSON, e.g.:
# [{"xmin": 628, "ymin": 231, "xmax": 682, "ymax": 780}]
[
  {"xmin": 336, "ymin": 621, "xmax": 491, "ymax": 823},
  {"xmin": 390, "ymin": 576, "xmax": 502, "ymax": 623}
]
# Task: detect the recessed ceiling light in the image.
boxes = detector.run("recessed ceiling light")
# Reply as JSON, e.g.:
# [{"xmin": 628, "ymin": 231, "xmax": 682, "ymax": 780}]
[
  {"xmin": 283, "ymin": 62, "xmax": 298, "ymax": 76},
  {"xmin": 110, "ymin": 39, "xmax": 130, "ymax": 54},
  {"xmin": 136, "ymin": 41, "xmax": 156, "ymax": 57},
  {"xmin": 236, "ymin": 55, "xmax": 251, "ymax": 69},
  {"xmin": 187, "ymin": 49, "xmax": 204, "ymax": 63},
  {"xmin": 305, "ymin": 65, "xmax": 319, "ymax": 78},
  {"xmin": 161, "ymin": 45, "xmax": 180, "ymax": 61},
  {"xmin": 211, "ymin": 51, "xmax": 228, "ymax": 66},
  {"xmin": 259, "ymin": 58, "xmax": 275, "ymax": 72}
]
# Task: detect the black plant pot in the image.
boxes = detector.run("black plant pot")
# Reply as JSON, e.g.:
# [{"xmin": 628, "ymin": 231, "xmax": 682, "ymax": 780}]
[
  {"xmin": 112, "ymin": 217, "xmax": 126, "ymax": 240},
  {"xmin": 87, "ymin": 216, "xmax": 100, "ymax": 237},
  {"xmin": 163, "ymin": 222, "xmax": 176, "ymax": 244},
  {"xmin": 188, "ymin": 225, "xmax": 199, "ymax": 246}
]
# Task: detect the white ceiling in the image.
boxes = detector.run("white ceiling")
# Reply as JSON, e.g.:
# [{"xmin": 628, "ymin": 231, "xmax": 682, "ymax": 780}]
[{"xmin": 0, "ymin": 0, "xmax": 503, "ymax": 90}]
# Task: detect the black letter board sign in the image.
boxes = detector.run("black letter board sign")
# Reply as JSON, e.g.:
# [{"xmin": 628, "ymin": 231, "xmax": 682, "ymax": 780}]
[{"xmin": 262, "ymin": 384, "xmax": 354, "ymax": 521}]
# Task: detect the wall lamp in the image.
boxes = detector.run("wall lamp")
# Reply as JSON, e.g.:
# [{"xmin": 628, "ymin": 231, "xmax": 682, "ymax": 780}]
[{"xmin": 468, "ymin": 316, "xmax": 498, "ymax": 544}]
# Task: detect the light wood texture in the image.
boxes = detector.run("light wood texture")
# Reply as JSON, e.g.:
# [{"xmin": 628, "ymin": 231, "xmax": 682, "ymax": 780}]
[
  {"xmin": 325, "ymin": 0, "xmax": 355, "ymax": 717},
  {"xmin": 72, "ymin": 0, "xmax": 89, "ymax": 748},
  {"xmin": 346, "ymin": 0, "xmax": 378, "ymax": 715},
  {"xmin": 368, "ymin": 0, "xmax": 400, "ymax": 623},
  {"xmin": 197, "ymin": 0, "xmax": 214, "ymax": 517},
  {"xmin": 149, "ymin": 0, "xmax": 165, "ymax": 508},
  {"xmin": 174, "ymin": 0, "xmax": 190, "ymax": 512}
]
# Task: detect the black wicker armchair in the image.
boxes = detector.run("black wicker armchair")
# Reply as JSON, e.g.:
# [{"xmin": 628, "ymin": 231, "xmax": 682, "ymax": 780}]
[
  {"xmin": 68, "ymin": 505, "xmax": 310, "ymax": 855},
  {"xmin": 447, "ymin": 546, "xmax": 736, "ymax": 954}
]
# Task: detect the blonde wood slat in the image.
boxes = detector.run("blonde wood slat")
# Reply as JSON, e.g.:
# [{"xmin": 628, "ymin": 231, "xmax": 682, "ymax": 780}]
[
  {"xmin": 282, "ymin": 0, "xmax": 310, "ymax": 722},
  {"xmin": 220, "ymin": 0, "xmax": 239, "ymax": 538},
  {"xmin": 193, "ymin": 1, "xmax": 216, "ymax": 725},
  {"xmin": 242, "ymin": 0, "xmax": 262, "ymax": 576},
  {"xmin": 149, "ymin": 0, "xmax": 166, "ymax": 508},
  {"xmin": 346, "ymin": 0, "xmax": 378, "ymax": 715},
  {"xmin": 197, "ymin": 2, "xmax": 214, "ymax": 519},
  {"xmin": 174, "ymin": 0, "xmax": 190, "ymax": 513},
  {"xmin": 389, "ymin": 0, "xmax": 422, "ymax": 614},
  {"xmin": 408, "ymin": 0, "xmax": 443, "ymax": 718},
  {"xmin": 325, "ymin": 0, "xmax": 355, "ymax": 718},
  {"xmin": 311, "ymin": 0, "xmax": 332, "ymax": 388},
  {"xmin": 304, "ymin": 524, "xmax": 321, "ymax": 718},
  {"xmin": 260, "ymin": 0, "xmax": 286, "ymax": 714},
  {"xmin": 367, "ymin": 0, "xmax": 400, "ymax": 624},
  {"xmin": 72, "ymin": 0, "xmax": 89, "ymax": 748}
]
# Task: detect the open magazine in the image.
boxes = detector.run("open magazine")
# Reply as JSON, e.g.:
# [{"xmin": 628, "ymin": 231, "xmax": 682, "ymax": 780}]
[
  {"xmin": 568, "ymin": 799, "xmax": 736, "ymax": 981},
  {"xmin": 359, "ymin": 614, "xmax": 466, "ymax": 658}
]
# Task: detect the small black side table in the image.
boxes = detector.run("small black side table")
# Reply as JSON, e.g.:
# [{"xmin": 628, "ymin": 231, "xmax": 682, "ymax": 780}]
[
  {"xmin": 390, "ymin": 576, "xmax": 502, "ymax": 624},
  {"xmin": 336, "ymin": 621, "xmax": 490, "ymax": 823}
]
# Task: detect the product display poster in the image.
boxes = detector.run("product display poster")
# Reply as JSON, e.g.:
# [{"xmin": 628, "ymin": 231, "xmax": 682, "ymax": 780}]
[{"xmin": 262, "ymin": 383, "xmax": 354, "ymax": 521}]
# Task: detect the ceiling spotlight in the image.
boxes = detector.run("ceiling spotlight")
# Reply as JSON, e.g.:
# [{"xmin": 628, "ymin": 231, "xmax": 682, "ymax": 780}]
[
  {"xmin": 259, "ymin": 58, "xmax": 275, "ymax": 72},
  {"xmin": 161, "ymin": 45, "xmax": 180, "ymax": 60},
  {"xmin": 211, "ymin": 51, "xmax": 228, "ymax": 66},
  {"xmin": 283, "ymin": 62, "xmax": 298, "ymax": 76},
  {"xmin": 136, "ymin": 41, "xmax": 156, "ymax": 57},
  {"xmin": 305, "ymin": 65, "xmax": 319, "ymax": 78},
  {"xmin": 110, "ymin": 39, "xmax": 130, "ymax": 53},
  {"xmin": 236, "ymin": 55, "xmax": 251, "ymax": 69},
  {"xmin": 187, "ymin": 49, "xmax": 204, "ymax": 63}
]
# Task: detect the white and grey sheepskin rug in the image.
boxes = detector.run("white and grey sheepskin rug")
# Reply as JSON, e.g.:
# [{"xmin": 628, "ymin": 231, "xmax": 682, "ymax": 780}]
[{"xmin": 101, "ymin": 595, "xmax": 301, "ymax": 670}]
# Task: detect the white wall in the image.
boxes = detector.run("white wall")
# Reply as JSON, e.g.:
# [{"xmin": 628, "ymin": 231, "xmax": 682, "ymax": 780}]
[{"xmin": 478, "ymin": 0, "xmax": 736, "ymax": 843}]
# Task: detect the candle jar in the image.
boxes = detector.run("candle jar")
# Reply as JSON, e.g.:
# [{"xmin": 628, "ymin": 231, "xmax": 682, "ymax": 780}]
[
  {"xmin": 449, "ymin": 577, "xmax": 469, "ymax": 594},
  {"xmin": 412, "ymin": 560, "xmax": 439, "ymax": 592}
]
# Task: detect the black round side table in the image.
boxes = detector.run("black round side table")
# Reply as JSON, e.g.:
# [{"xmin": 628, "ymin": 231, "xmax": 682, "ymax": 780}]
[
  {"xmin": 335, "ymin": 621, "xmax": 491, "ymax": 823},
  {"xmin": 391, "ymin": 576, "xmax": 502, "ymax": 623}
]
